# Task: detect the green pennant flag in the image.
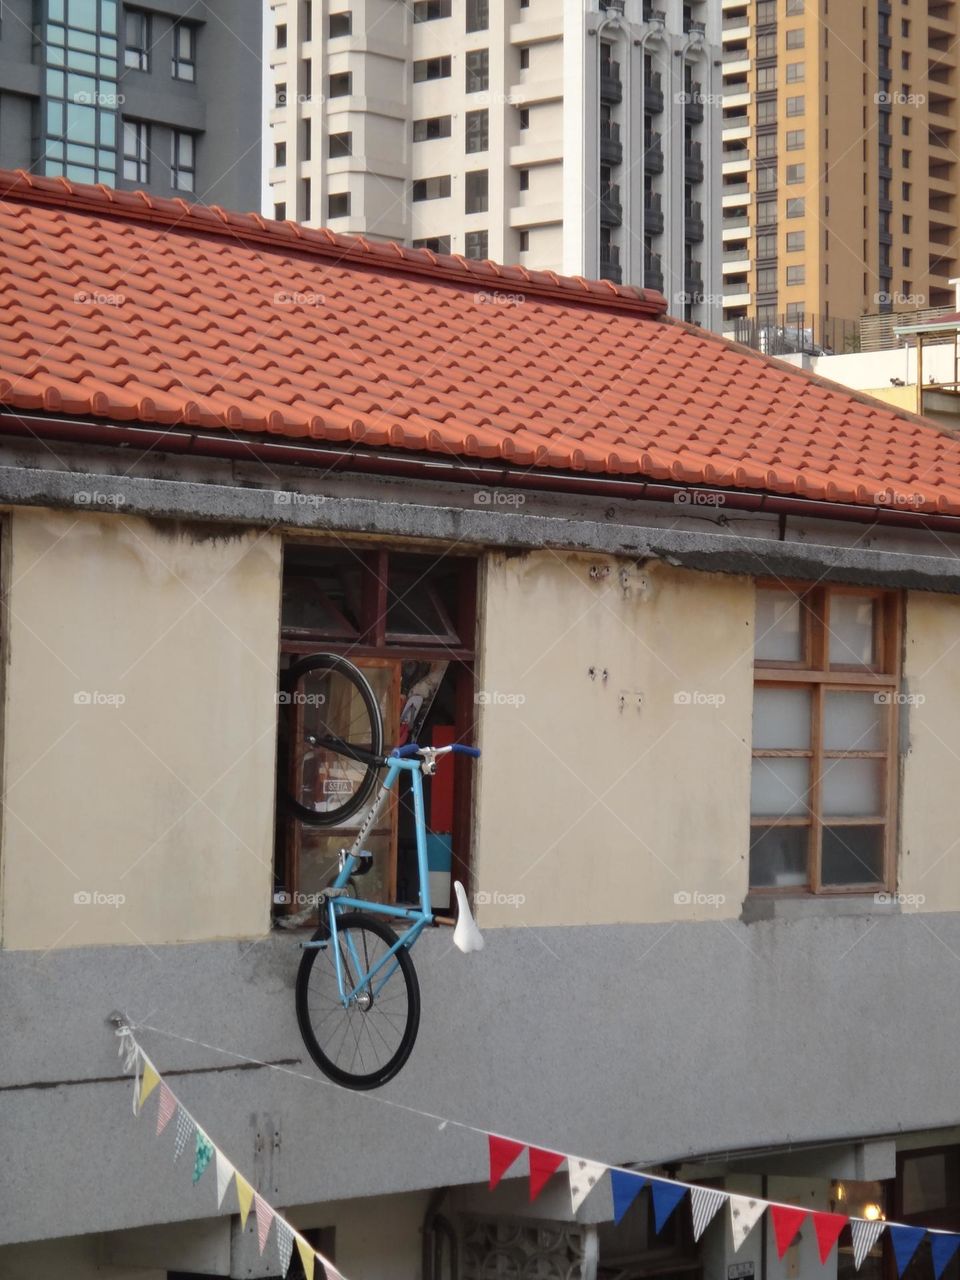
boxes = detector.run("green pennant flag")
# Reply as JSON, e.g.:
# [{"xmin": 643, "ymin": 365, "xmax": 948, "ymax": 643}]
[{"xmin": 193, "ymin": 1129, "xmax": 215, "ymax": 1184}]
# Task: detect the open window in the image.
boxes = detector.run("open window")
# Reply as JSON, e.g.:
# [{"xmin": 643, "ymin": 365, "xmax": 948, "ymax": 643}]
[{"xmin": 275, "ymin": 543, "xmax": 478, "ymax": 921}]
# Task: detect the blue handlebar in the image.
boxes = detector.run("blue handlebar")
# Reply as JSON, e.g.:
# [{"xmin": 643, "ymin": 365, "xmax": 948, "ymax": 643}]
[
  {"xmin": 390, "ymin": 743, "xmax": 481, "ymax": 759},
  {"xmin": 450, "ymin": 744, "xmax": 481, "ymax": 757}
]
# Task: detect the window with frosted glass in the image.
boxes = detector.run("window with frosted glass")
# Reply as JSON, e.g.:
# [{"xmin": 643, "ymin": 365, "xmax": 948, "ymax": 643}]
[{"xmin": 750, "ymin": 585, "xmax": 900, "ymax": 892}]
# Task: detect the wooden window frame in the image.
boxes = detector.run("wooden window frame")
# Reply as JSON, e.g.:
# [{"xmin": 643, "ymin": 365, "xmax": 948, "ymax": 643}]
[
  {"xmin": 277, "ymin": 541, "xmax": 478, "ymax": 923},
  {"xmin": 751, "ymin": 581, "xmax": 902, "ymax": 895}
]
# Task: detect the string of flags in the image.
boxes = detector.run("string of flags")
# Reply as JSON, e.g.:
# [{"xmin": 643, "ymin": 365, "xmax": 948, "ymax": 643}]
[
  {"xmin": 488, "ymin": 1135, "xmax": 960, "ymax": 1278},
  {"xmin": 115, "ymin": 1022, "xmax": 960, "ymax": 1280},
  {"xmin": 115, "ymin": 1025, "xmax": 345, "ymax": 1280}
]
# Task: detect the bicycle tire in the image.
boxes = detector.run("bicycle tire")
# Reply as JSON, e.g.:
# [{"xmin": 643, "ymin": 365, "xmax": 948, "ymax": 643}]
[
  {"xmin": 296, "ymin": 911, "xmax": 421, "ymax": 1090},
  {"xmin": 281, "ymin": 652, "xmax": 383, "ymax": 827}
]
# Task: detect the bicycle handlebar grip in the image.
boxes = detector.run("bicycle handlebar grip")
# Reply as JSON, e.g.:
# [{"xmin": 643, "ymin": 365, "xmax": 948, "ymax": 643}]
[
  {"xmin": 391, "ymin": 744, "xmax": 423, "ymax": 758},
  {"xmin": 449, "ymin": 744, "xmax": 481, "ymax": 757}
]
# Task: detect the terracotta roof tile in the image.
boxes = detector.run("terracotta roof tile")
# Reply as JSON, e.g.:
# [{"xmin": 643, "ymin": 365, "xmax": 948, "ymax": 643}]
[{"xmin": 0, "ymin": 167, "xmax": 958, "ymax": 513}]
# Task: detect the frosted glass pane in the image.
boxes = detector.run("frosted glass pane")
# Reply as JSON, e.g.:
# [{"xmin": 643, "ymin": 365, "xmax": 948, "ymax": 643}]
[
  {"xmin": 824, "ymin": 691, "xmax": 886, "ymax": 751},
  {"xmin": 751, "ymin": 758, "xmax": 809, "ymax": 816},
  {"xmin": 821, "ymin": 825, "xmax": 884, "ymax": 885},
  {"xmin": 753, "ymin": 687, "xmax": 811, "ymax": 749},
  {"xmin": 829, "ymin": 594, "xmax": 875, "ymax": 666},
  {"xmin": 750, "ymin": 826, "xmax": 808, "ymax": 888},
  {"xmin": 821, "ymin": 759, "xmax": 883, "ymax": 816},
  {"xmin": 756, "ymin": 589, "xmax": 804, "ymax": 661}
]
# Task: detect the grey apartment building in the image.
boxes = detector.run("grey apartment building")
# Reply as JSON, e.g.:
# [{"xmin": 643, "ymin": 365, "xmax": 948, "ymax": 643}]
[{"xmin": 0, "ymin": 0, "xmax": 261, "ymax": 210}]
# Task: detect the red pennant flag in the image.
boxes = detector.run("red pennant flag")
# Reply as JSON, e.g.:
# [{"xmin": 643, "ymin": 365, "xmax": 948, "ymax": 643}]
[
  {"xmin": 489, "ymin": 1135, "xmax": 526, "ymax": 1190},
  {"xmin": 529, "ymin": 1148, "xmax": 566, "ymax": 1202},
  {"xmin": 771, "ymin": 1206, "xmax": 808, "ymax": 1259},
  {"xmin": 813, "ymin": 1212, "xmax": 848, "ymax": 1263}
]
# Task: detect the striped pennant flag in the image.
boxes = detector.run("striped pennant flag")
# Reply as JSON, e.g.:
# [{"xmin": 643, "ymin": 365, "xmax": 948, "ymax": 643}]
[
  {"xmin": 254, "ymin": 1193, "xmax": 275, "ymax": 1255},
  {"xmin": 851, "ymin": 1218, "xmax": 887, "ymax": 1270},
  {"xmin": 691, "ymin": 1186, "xmax": 727, "ymax": 1242},
  {"xmin": 156, "ymin": 1083, "xmax": 176, "ymax": 1136}
]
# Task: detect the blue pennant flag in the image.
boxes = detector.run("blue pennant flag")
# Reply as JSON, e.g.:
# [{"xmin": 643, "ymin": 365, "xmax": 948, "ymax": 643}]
[
  {"xmin": 610, "ymin": 1170, "xmax": 646, "ymax": 1226},
  {"xmin": 931, "ymin": 1235, "xmax": 960, "ymax": 1280},
  {"xmin": 889, "ymin": 1225, "xmax": 926, "ymax": 1277},
  {"xmin": 652, "ymin": 1180, "xmax": 689, "ymax": 1235}
]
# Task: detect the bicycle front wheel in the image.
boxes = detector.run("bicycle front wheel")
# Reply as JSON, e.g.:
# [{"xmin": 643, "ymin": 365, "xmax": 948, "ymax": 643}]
[
  {"xmin": 296, "ymin": 912, "xmax": 421, "ymax": 1090},
  {"xmin": 281, "ymin": 652, "xmax": 383, "ymax": 827}
]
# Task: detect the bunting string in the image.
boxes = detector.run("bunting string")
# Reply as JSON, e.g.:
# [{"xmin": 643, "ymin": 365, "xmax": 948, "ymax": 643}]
[{"xmin": 113, "ymin": 1019, "xmax": 960, "ymax": 1280}]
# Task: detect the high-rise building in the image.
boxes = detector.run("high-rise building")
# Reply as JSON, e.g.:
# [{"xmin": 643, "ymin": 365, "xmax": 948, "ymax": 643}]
[
  {"xmin": 267, "ymin": 0, "xmax": 723, "ymax": 327},
  {"xmin": 721, "ymin": 0, "xmax": 959, "ymax": 345},
  {"xmin": 0, "ymin": 0, "xmax": 261, "ymax": 211}
]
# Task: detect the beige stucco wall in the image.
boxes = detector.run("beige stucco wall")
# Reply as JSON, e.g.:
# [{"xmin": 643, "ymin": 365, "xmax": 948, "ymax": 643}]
[
  {"xmin": 473, "ymin": 553, "xmax": 755, "ymax": 926},
  {"xmin": 0, "ymin": 508, "xmax": 282, "ymax": 950},
  {"xmin": 900, "ymin": 590, "xmax": 960, "ymax": 912}
]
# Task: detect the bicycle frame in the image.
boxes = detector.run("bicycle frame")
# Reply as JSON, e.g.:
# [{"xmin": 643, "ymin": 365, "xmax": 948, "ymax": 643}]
[{"xmin": 301, "ymin": 756, "xmax": 432, "ymax": 1008}]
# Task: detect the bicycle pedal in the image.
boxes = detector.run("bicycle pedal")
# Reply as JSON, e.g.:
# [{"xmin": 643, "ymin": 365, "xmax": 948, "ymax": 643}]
[{"xmin": 354, "ymin": 850, "xmax": 374, "ymax": 876}]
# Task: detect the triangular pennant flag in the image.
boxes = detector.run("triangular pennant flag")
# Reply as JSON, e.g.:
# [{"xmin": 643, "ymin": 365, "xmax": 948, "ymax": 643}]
[
  {"xmin": 295, "ymin": 1235, "xmax": 315, "ymax": 1280},
  {"xmin": 771, "ymin": 1205, "xmax": 808, "ymax": 1258},
  {"xmin": 610, "ymin": 1169, "xmax": 646, "ymax": 1225},
  {"xmin": 652, "ymin": 1180, "xmax": 689, "ymax": 1235},
  {"xmin": 889, "ymin": 1224, "xmax": 926, "ymax": 1277},
  {"xmin": 215, "ymin": 1149, "xmax": 235, "ymax": 1209},
  {"xmin": 730, "ymin": 1194, "xmax": 766, "ymax": 1252},
  {"xmin": 275, "ymin": 1219, "xmax": 294, "ymax": 1275},
  {"xmin": 193, "ymin": 1129, "xmax": 215, "ymax": 1184},
  {"xmin": 156, "ymin": 1082, "xmax": 176, "ymax": 1136},
  {"xmin": 813, "ymin": 1212, "xmax": 849, "ymax": 1263},
  {"xmin": 489, "ymin": 1135, "xmax": 526, "ymax": 1190},
  {"xmin": 140, "ymin": 1062, "xmax": 160, "ymax": 1107},
  {"xmin": 569, "ymin": 1158, "xmax": 608, "ymax": 1214},
  {"xmin": 529, "ymin": 1148, "xmax": 566, "ymax": 1202},
  {"xmin": 235, "ymin": 1174, "xmax": 255, "ymax": 1229},
  {"xmin": 851, "ymin": 1218, "xmax": 887, "ymax": 1270},
  {"xmin": 254, "ymin": 1193, "xmax": 275, "ymax": 1255},
  {"xmin": 931, "ymin": 1234, "xmax": 960, "ymax": 1280},
  {"xmin": 691, "ymin": 1186, "xmax": 727, "ymax": 1242},
  {"xmin": 173, "ymin": 1107, "xmax": 195, "ymax": 1160}
]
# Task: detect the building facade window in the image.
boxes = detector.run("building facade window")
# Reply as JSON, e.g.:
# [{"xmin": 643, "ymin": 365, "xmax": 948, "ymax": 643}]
[
  {"xmin": 44, "ymin": 0, "xmax": 121, "ymax": 185},
  {"xmin": 413, "ymin": 55, "xmax": 451, "ymax": 81},
  {"xmin": 465, "ymin": 49, "xmax": 489, "ymax": 92},
  {"xmin": 518, "ymin": 107, "xmax": 530, "ymax": 130},
  {"xmin": 413, "ymin": 0, "xmax": 451, "ymax": 20},
  {"xmin": 786, "ymin": 95, "xmax": 804, "ymax": 115},
  {"xmin": 750, "ymin": 584, "xmax": 899, "ymax": 893},
  {"xmin": 171, "ymin": 130, "xmax": 195, "ymax": 190},
  {"xmin": 757, "ymin": 266, "xmax": 777, "ymax": 293},
  {"xmin": 786, "ymin": 265, "xmax": 805, "ymax": 284},
  {"xmin": 756, "ymin": 231, "xmax": 777, "ymax": 259},
  {"xmin": 786, "ymin": 231, "xmax": 805, "ymax": 251},
  {"xmin": 465, "ymin": 230, "xmax": 488, "ymax": 258},
  {"xmin": 466, "ymin": 0, "xmax": 489, "ymax": 31},
  {"xmin": 786, "ymin": 129, "xmax": 805, "ymax": 149},
  {"xmin": 756, "ymin": 167, "xmax": 777, "ymax": 192},
  {"xmin": 786, "ymin": 197, "xmax": 805, "ymax": 217},
  {"xmin": 122, "ymin": 119, "xmax": 149, "ymax": 183},
  {"xmin": 302, "ymin": 177, "xmax": 312, "ymax": 219},
  {"xmin": 786, "ymin": 28, "xmax": 804, "ymax": 47},
  {"xmin": 328, "ymin": 191, "xmax": 349, "ymax": 218},
  {"xmin": 519, "ymin": 168, "xmax": 529, "ymax": 191},
  {"xmin": 413, "ymin": 236, "xmax": 451, "ymax": 251},
  {"xmin": 171, "ymin": 21, "xmax": 197, "ymax": 81},
  {"xmin": 756, "ymin": 98, "xmax": 778, "ymax": 124},
  {"xmin": 328, "ymin": 131, "xmax": 352, "ymax": 158},
  {"xmin": 329, "ymin": 10, "xmax": 352, "ymax": 36},
  {"xmin": 412, "ymin": 175, "xmax": 452, "ymax": 201},
  {"xmin": 786, "ymin": 62, "xmax": 804, "ymax": 81},
  {"xmin": 519, "ymin": 230, "xmax": 529, "ymax": 251},
  {"xmin": 124, "ymin": 8, "xmax": 150, "ymax": 70},
  {"xmin": 465, "ymin": 109, "xmax": 488, "ymax": 153},
  {"xmin": 413, "ymin": 116, "xmax": 452, "ymax": 141},
  {"xmin": 274, "ymin": 202, "xmax": 286, "ymax": 220},
  {"xmin": 786, "ymin": 163, "xmax": 805, "ymax": 183},
  {"xmin": 757, "ymin": 66, "xmax": 776, "ymax": 91},
  {"xmin": 465, "ymin": 169, "xmax": 488, "ymax": 214},
  {"xmin": 276, "ymin": 22, "xmax": 287, "ymax": 48},
  {"xmin": 274, "ymin": 142, "xmax": 286, "ymax": 167},
  {"xmin": 328, "ymin": 71, "xmax": 352, "ymax": 96},
  {"xmin": 275, "ymin": 83, "xmax": 288, "ymax": 108}
]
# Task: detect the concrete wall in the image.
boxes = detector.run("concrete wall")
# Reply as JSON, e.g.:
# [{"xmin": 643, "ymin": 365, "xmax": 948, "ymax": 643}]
[{"xmin": 0, "ymin": 508, "xmax": 281, "ymax": 949}]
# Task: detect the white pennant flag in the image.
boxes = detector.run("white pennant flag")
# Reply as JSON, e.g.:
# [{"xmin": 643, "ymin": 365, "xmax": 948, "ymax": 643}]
[
  {"xmin": 851, "ymin": 1218, "xmax": 887, "ymax": 1269},
  {"xmin": 215, "ymin": 1149, "xmax": 235, "ymax": 1209},
  {"xmin": 729, "ymin": 1194, "xmax": 766, "ymax": 1252},
  {"xmin": 691, "ymin": 1187, "xmax": 728, "ymax": 1242},
  {"xmin": 569, "ymin": 1158, "xmax": 608, "ymax": 1214}
]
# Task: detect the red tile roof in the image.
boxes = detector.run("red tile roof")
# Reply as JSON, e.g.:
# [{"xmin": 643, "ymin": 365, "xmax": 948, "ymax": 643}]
[{"xmin": 1, "ymin": 168, "xmax": 959, "ymax": 514}]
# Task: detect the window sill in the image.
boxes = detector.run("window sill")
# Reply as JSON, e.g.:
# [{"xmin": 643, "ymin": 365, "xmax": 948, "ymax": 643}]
[{"xmin": 741, "ymin": 892, "xmax": 896, "ymax": 924}]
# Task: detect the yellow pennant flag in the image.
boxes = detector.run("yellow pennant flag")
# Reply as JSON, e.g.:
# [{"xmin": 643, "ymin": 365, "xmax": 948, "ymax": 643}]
[
  {"xmin": 139, "ymin": 1063, "xmax": 160, "ymax": 1107},
  {"xmin": 295, "ymin": 1234, "xmax": 315, "ymax": 1280},
  {"xmin": 235, "ymin": 1175, "xmax": 254, "ymax": 1229}
]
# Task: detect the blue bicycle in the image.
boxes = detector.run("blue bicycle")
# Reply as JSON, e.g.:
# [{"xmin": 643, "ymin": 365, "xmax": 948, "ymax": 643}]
[{"xmin": 282, "ymin": 653, "xmax": 481, "ymax": 1090}]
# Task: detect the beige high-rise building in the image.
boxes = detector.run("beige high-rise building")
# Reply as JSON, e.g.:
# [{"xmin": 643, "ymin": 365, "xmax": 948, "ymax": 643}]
[
  {"xmin": 720, "ymin": 0, "xmax": 959, "ymax": 347},
  {"xmin": 266, "ymin": 0, "xmax": 725, "ymax": 328}
]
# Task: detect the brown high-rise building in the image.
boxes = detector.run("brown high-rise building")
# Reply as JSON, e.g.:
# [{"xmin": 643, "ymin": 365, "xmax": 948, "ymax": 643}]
[{"xmin": 720, "ymin": 0, "xmax": 957, "ymax": 346}]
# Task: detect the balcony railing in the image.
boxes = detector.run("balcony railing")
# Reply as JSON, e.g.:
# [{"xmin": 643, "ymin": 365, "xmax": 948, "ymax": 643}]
[
  {"xmin": 600, "ymin": 118, "xmax": 622, "ymax": 165},
  {"xmin": 599, "ymin": 242, "xmax": 622, "ymax": 284},
  {"xmin": 600, "ymin": 59, "xmax": 622, "ymax": 103},
  {"xmin": 644, "ymin": 131, "xmax": 664, "ymax": 173},
  {"xmin": 644, "ymin": 189, "xmax": 663, "ymax": 234},
  {"xmin": 685, "ymin": 198, "xmax": 704, "ymax": 242},
  {"xmin": 644, "ymin": 250, "xmax": 664, "ymax": 292},
  {"xmin": 645, "ymin": 69, "xmax": 664, "ymax": 113},
  {"xmin": 600, "ymin": 183, "xmax": 622, "ymax": 225}
]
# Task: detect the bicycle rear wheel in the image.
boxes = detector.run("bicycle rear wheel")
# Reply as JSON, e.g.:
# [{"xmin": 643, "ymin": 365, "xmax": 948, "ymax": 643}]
[
  {"xmin": 281, "ymin": 652, "xmax": 383, "ymax": 827},
  {"xmin": 296, "ymin": 911, "xmax": 421, "ymax": 1089}
]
